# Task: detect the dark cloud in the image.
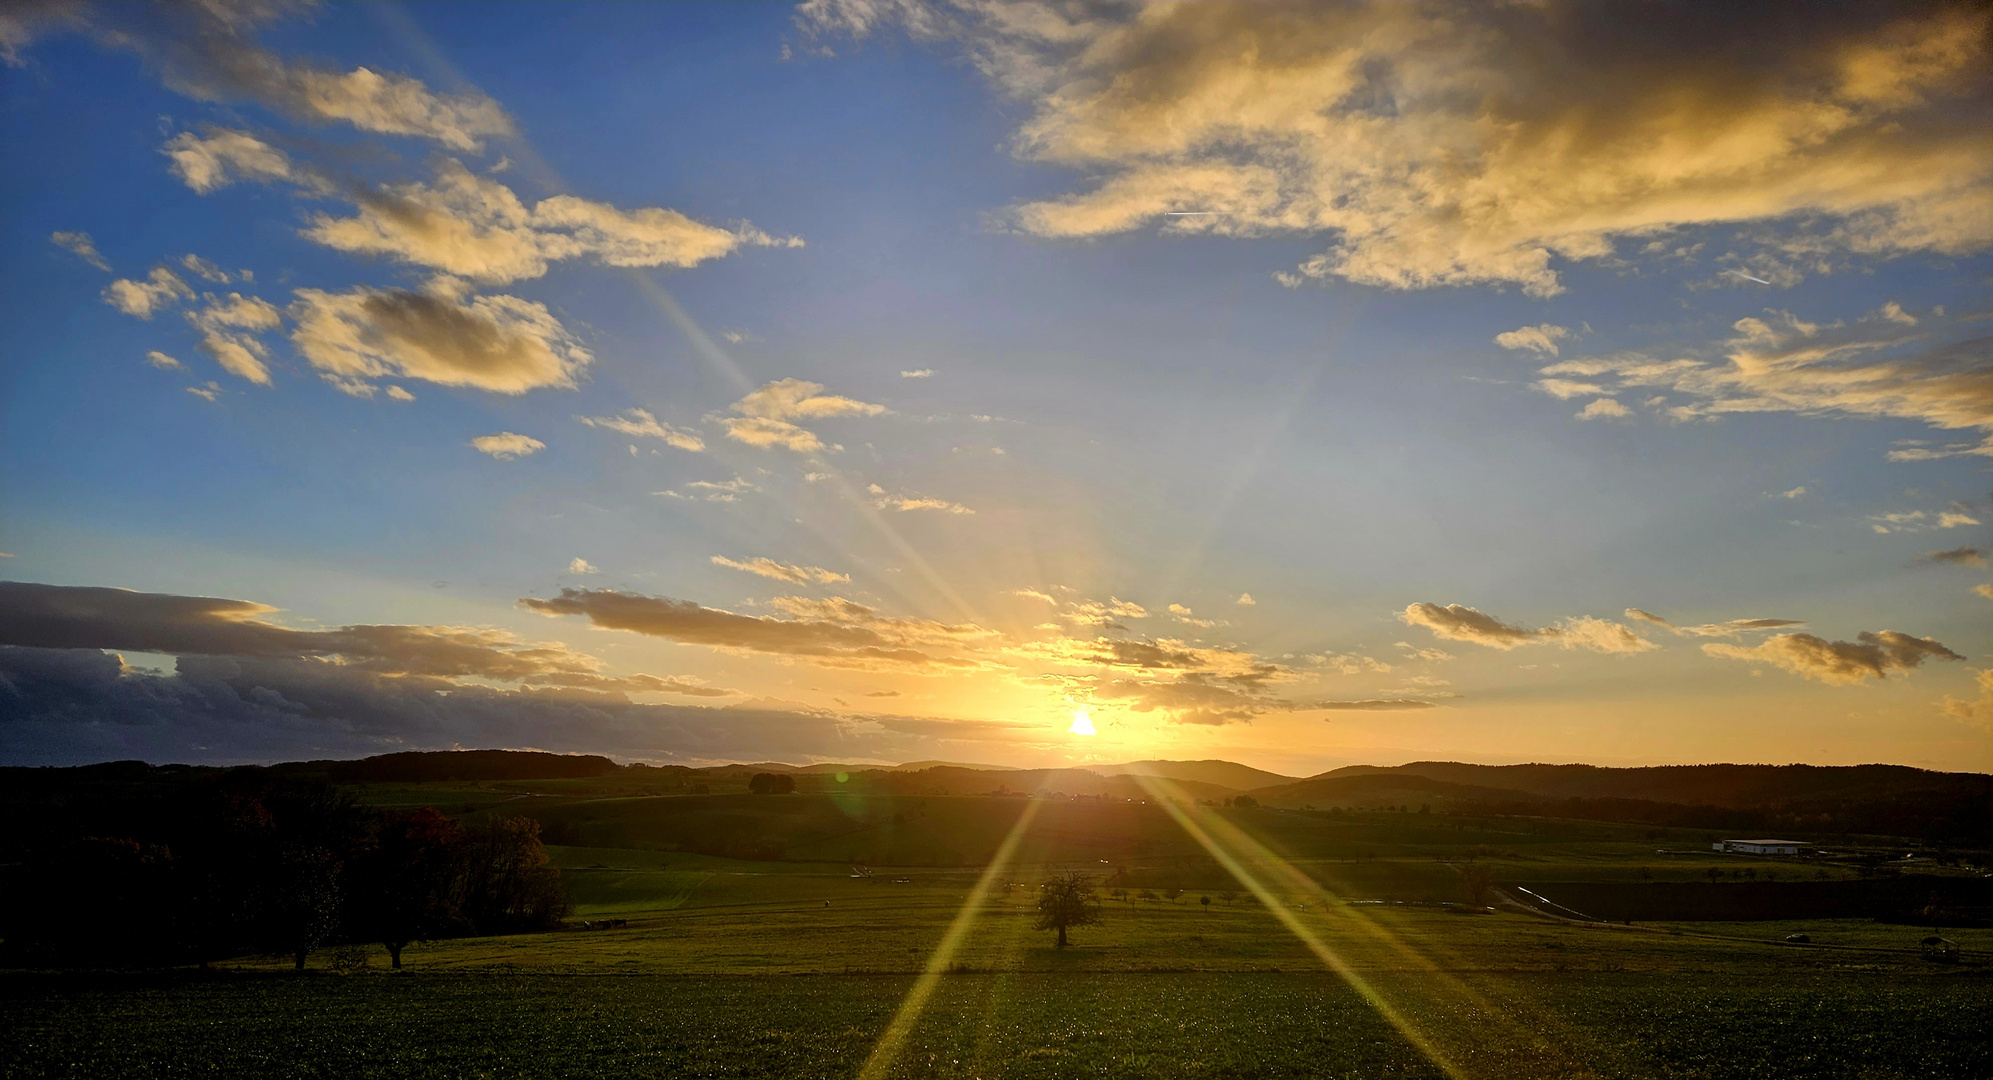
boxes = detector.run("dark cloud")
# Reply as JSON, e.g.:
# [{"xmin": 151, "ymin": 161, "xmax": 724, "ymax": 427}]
[
  {"xmin": 1919, "ymin": 546, "xmax": 1987, "ymax": 568},
  {"xmin": 519, "ymin": 588, "xmax": 985, "ymax": 670},
  {"xmin": 0, "ymin": 581, "xmax": 598, "ymax": 680},
  {"xmin": 1704, "ymin": 630, "xmax": 1963, "ymax": 684},
  {"xmin": 0, "ymin": 647, "xmax": 1011, "ymax": 767}
]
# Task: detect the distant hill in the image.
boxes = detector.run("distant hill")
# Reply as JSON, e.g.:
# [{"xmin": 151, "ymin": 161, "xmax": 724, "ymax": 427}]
[
  {"xmin": 325, "ymin": 750, "xmax": 621, "ymax": 783},
  {"xmin": 1298, "ymin": 761, "xmax": 1993, "ymax": 810},
  {"xmin": 1253, "ymin": 761, "xmax": 1993, "ymax": 843},
  {"xmin": 890, "ymin": 760, "xmax": 1023, "ymax": 773},
  {"xmin": 1099, "ymin": 759, "xmax": 1297, "ymax": 790}
]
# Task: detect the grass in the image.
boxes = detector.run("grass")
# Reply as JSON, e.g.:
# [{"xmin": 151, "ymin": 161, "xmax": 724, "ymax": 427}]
[
  {"xmin": 7, "ymin": 791, "xmax": 1988, "ymax": 1078},
  {"xmin": 6, "ymin": 968, "xmax": 1988, "ymax": 1079}
]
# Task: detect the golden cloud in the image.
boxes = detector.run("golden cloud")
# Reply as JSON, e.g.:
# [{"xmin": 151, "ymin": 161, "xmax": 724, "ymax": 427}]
[
  {"xmin": 520, "ymin": 587, "xmax": 990, "ymax": 671},
  {"xmin": 711, "ymin": 555, "xmax": 850, "ymax": 586},
  {"xmin": 1705, "ymin": 630, "xmax": 1962, "ymax": 684},
  {"xmin": 578, "ymin": 408, "xmax": 705, "ymax": 452},
  {"xmin": 1539, "ymin": 304, "xmax": 1993, "ymax": 458},
  {"xmin": 809, "ymin": 1, "xmax": 1993, "ymax": 295},
  {"xmin": 1403, "ymin": 602, "xmax": 1656, "ymax": 654},
  {"xmin": 290, "ymin": 284, "xmax": 590, "ymax": 396}
]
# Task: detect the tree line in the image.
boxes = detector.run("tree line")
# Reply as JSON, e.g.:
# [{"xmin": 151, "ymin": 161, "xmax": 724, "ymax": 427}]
[{"xmin": 0, "ymin": 772, "xmax": 567, "ymax": 970}]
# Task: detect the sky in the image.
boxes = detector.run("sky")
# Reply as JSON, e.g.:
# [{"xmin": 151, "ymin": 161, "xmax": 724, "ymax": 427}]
[{"xmin": 1, "ymin": 0, "xmax": 1990, "ymax": 775}]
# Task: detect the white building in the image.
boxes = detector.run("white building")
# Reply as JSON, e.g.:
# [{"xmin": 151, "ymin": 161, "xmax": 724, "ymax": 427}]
[{"xmin": 1712, "ymin": 839, "xmax": 1807, "ymax": 855}]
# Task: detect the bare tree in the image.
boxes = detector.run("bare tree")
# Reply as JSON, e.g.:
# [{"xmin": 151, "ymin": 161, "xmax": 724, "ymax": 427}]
[
  {"xmin": 1036, "ymin": 871, "xmax": 1101, "ymax": 949},
  {"xmin": 1460, "ymin": 864, "xmax": 1498, "ymax": 908}
]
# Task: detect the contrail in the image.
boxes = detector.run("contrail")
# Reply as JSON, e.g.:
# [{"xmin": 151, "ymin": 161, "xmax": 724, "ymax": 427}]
[{"xmin": 1724, "ymin": 269, "xmax": 1772, "ymax": 284}]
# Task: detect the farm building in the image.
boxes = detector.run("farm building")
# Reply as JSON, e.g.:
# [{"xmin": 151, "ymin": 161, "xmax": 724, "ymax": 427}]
[{"xmin": 1711, "ymin": 839, "xmax": 1808, "ymax": 855}]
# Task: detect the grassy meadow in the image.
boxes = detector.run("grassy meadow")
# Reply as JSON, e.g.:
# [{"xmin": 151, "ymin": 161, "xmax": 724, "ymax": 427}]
[{"xmin": 5, "ymin": 781, "xmax": 1989, "ymax": 1079}]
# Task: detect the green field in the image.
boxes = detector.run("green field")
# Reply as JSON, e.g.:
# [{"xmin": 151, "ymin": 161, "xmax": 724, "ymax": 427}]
[{"xmin": 5, "ymin": 786, "xmax": 1988, "ymax": 1078}]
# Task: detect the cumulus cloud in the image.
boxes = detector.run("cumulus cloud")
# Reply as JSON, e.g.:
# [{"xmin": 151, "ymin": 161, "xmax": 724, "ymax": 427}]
[
  {"xmin": 1704, "ymin": 629, "xmax": 1962, "ymax": 684},
  {"xmin": 1537, "ymin": 305, "xmax": 1993, "ymax": 459},
  {"xmin": 290, "ymin": 283, "xmax": 590, "ymax": 396},
  {"xmin": 303, "ymin": 160, "xmax": 793, "ymax": 284},
  {"xmin": 162, "ymin": 129, "xmax": 302, "ymax": 194},
  {"xmin": 901, "ymin": 368, "xmax": 934, "ymax": 378},
  {"xmin": 145, "ymin": 350, "xmax": 184, "ymax": 372},
  {"xmin": 1781, "ymin": 485, "xmax": 1810, "ymax": 499},
  {"xmin": 186, "ymin": 292, "xmax": 283, "ymax": 385},
  {"xmin": 720, "ymin": 417, "xmax": 825, "ymax": 453},
  {"xmin": 567, "ymin": 558, "xmax": 599, "ymax": 575},
  {"xmin": 102, "ymin": 267, "xmax": 194, "ymax": 318},
  {"xmin": 1496, "ymin": 324, "xmax": 1572, "ymax": 356},
  {"xmin": 1166, "ymin": 603, "xmax": 1216, "ymax": 629},
  {"xmin": 1576, "ymin": 397, "xmax": 1631, "ymax": 421},
  {"xmin": 711, "ymin": 555, "xmax": 850, "ymax": 586},
  {"xmin": 1403, "ymin": 602, "xmax": 1656, "ymax": 653},
  {"xmin": 577, "ymin": 408, "xmax": 704, "ymax": 452},
  {"xmin": 807, "ymin": 2, "xmax": 1993, "ymax": 296},
  {"xmin": 712, "ymin": 378, "xmax": 884, "ymax": 453},
  {"xmin": 521, "ymin": 587, "xmax": 989, "ymax": 671},
  {"xmin": 735, "ymin": 377, "xmax": 886, "ymax": 421},
  {"xmin": 50, "ymin": 230, "xmax": 109, "ymax": 271},
  {"xmin": 1235, "ymin": 593, "xmax": 1255, "ymax": 606},
  {"xmin": 469, "ymin": 432, "xmax": 544, "ymax": 460}
]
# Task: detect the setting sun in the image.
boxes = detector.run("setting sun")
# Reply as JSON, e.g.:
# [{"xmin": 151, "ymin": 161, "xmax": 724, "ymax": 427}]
[{"xmin": 1068, "ymin": 707, "xmax": 1096, "ymax": 737}]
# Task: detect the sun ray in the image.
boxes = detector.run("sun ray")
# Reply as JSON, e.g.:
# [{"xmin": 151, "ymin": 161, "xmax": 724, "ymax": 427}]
[
  {"xmin": 1128, "ymin": 773, "xmax": 1603, "ymax": 1078},
  {"xmin": 854, "ymin": 796, "xmax": 1043, "ymax": 1080}
]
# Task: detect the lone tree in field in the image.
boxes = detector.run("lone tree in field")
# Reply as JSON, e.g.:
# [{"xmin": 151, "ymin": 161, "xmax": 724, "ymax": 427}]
[
  {"xmin": 1036, "ymin": 871, "xmax": 1101, "ymax": 949},
  {"xmin": 1460, "ymin": 864, "xmax": 1498, "ymax": 908}
]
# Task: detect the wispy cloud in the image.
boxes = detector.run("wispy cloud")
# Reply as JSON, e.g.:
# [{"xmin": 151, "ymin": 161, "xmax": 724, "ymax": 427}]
[
  {"xmin": 577, "ymin": 408, "xmax": 705, "ymax": 452},
  {"xmin": 1403, "ymin": 603, "xmax": 1656, "ymax": 654},
  {"xmin": 711, "ymin": 555, "xmax": 850, "ymax": 585},
  {"xmin": 50, "ymin": 230, "xmax": 109, "ymax": 271}
]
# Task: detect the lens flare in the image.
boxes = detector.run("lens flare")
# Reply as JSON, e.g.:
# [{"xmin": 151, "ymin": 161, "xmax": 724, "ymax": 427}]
[{"xmin": 1068, "ymin": 706, "xmax": 1096, "ymax": 735}]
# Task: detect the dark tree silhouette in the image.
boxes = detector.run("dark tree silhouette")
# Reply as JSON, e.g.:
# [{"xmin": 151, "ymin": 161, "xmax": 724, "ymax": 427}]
[
  {"xmin": 269, "ymin": 844, "xmax": 342, "ymax": 971},
  {"xmin": 453, "ymin": 816, "xmax": 569, "ymax": 934},
  {"xmin": 1036, "ymin": 871, "xmax": 1101, "ymax": 948},
  {"xmin": 352, "ymin": 808, "xmax": 466, "ymax": 968},
  {"xmin": 748, "ymin": 772, "xmax": 796, "ymax": 794},
  {"xmin": 1460, "ymin": 864, "xmax": 1498, "ymax": 908}
]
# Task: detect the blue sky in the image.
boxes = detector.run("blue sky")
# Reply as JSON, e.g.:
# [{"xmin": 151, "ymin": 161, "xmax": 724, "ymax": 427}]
[{"xmin": 2, "ymin": 1, "xmax": 1990, "ymax": 772}]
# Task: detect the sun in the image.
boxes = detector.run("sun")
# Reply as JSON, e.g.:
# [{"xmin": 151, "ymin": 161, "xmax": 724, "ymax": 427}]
[{"xmin": 1068, "ymin": 706, "xmax": 1096, "ymax": 736}]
